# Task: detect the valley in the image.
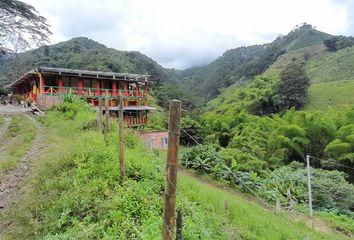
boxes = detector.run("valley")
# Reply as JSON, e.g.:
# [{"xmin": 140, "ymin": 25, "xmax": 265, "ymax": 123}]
[{"xmin": 1, "ymin": 23, "xmax": 354, "ymax": 239}]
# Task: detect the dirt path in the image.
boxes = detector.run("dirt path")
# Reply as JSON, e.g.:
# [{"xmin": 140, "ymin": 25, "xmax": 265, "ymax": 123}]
[{"xmin": 0, "ymin": 114, "xmax": 45, "ymax": 211}]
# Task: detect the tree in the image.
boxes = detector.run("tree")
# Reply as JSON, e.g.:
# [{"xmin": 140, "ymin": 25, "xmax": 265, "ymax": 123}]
[
  {"xmin": 180, "ymin": 115, "xmax": 205, "ymax": 146},
  {"xmin": 272, "ymin": 62, "xmax": 310, "ymax": 112},
  {"xmin": 324, "ymin": 36, "xmax": 354, "ymax": 52},
  {"xmin": 0, "ymin": 0, "xmax": 51, "ymax": 53}
]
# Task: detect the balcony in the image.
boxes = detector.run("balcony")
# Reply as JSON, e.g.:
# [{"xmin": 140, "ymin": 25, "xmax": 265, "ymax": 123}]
[{"xmin": 43, "ymin": 85, "xmax": 148, "ymax": 98}]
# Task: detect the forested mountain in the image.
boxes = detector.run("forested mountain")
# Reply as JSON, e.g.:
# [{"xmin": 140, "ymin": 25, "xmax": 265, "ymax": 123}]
[
  {"xmin": 0, "ymin": 37, "xmax": 178, "ymax": 87},
  {"xmin": 0, "ymin": 37, "xmax": 206, "ymax": 109},
  {"xmin": 178, "ymin": 24, "xmax": 332, "ymax": 99}
]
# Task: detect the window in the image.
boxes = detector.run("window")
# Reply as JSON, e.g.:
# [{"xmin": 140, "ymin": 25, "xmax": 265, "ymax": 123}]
[{"xmin": 161, "ymin": 137, "xmax": 168, "ymax": 148}]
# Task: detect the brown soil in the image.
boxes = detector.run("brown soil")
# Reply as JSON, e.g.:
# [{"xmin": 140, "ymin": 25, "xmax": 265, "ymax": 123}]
[{"xmin": 0, "ymin": 113, "xmax": 44, "ymax": 212}]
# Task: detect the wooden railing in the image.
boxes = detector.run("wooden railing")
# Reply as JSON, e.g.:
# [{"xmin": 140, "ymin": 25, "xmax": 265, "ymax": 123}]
[
  {"xmin": 43, "ymin": 86, "xmax": 148, "ymax": 98},
  {"xmin": 125, "ymin": 115, "xmax": 148, "ymax": 125}
]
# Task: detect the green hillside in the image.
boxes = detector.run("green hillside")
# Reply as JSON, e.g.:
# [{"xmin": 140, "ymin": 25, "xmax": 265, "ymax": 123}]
[
  {"xmin": 304, "ymin": 80, "xmax": 354, "ymax": 111},
  {"xmin": 0, "ymin": 37, "xmax": 175, "ymax": 86},
  {"xmin": 307, "ymin": 46, "xmax": 354, "ymax": 83},
  {"xmin": 179, "ymin": 24, "xmax": 331, "ymax": 99},
  {"xmin": 267, "ymin": 44, "xmax": 327, "ymax": 72}
]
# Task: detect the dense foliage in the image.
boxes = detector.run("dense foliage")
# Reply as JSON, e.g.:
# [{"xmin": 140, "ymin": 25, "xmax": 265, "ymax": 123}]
[
  {"xmin": 203, "ymin": 107, "xmax": 354, "ymax": 177},
  {"xmin": 182, "ymin": 145, "xmax": 354, "ymax": 216},
  {"xmin": 272, "ymin": 62, "xmax": 310, "ymax": 112},
  {"xmin": 324, "ymin": 36, "xmax": 354, "ymax": 52}
]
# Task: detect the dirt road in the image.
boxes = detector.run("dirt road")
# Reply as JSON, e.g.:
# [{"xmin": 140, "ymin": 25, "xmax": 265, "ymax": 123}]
[{"xmin": 0, "ymin": 105, "xmax": 44, "ymax": 212}]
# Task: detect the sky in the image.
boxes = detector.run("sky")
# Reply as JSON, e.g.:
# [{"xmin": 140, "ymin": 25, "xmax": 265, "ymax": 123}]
[{"xmin": 24, "ymin": 0, "xmax": 354, "ymax": 69}]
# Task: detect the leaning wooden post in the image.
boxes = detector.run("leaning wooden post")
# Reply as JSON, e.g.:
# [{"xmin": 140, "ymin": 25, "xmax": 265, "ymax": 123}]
[
  {"xmin": 162, "ymin": 100, "xmax": 182, "ymax": 240},
  {"xmin": 118, "ymin": 96, "xmax": 125, "ymax": 184},
  {"xmin": 105, "ymin": 97, "xmax": 110, "ymax": 130},
  {"xmin": 98, "ymin": 98, "xmax": 103, "ymax": 130}
]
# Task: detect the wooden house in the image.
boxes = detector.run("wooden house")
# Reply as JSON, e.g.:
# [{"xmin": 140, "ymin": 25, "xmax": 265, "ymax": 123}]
[{"xmin": 8, "ymin": 67, "xmax": 155, "ymax": 126}]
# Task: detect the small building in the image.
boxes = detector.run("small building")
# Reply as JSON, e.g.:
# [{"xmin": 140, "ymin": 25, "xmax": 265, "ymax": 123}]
[
  {"xmin": 138, "ymin": 131, "xmax": 169, "ymax": 150},
  {"xmin": 8, "ymin": 67, "xmax": 155, "ymax": 126}
]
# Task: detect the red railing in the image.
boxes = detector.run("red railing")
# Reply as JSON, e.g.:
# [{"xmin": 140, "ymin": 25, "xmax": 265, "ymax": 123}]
[
  {"xmin": 125, "ymin": 116, "xmax": 148, "ymax": 125},
  {"xmin": 43, "ymin": 86, "xmax": 148, "ymax": 98}
]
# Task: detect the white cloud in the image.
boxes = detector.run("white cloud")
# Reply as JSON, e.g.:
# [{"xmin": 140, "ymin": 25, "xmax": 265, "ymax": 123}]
[{"xmin": 24, "ymin": 0, "xmax": 352, "ymax": 69}]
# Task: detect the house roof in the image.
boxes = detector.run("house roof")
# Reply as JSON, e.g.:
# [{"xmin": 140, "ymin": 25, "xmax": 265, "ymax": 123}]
[{"xmin": 8, "ymin": 67, "xmax": 151, "ymax": 88}]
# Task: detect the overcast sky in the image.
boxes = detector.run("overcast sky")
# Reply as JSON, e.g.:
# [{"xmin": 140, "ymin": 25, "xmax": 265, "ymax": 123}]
[{"xmin": 24, "ymin": 0, "xmax": 354, "ymax": 69}]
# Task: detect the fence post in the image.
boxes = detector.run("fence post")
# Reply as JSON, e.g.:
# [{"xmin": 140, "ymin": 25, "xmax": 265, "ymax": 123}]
[
  {"xmin": 306, "ymin": 154, "xmax": 313, "ymax": 218},
  {"xmin": 97, "ymin": 98, "xmax": 103, "ymax": 130},
  {"xmin": 105, "ymin": 97, "xmax": 110, "ymax": 130},
  {"xmin": 119, "ymin": 96, "xmax": 125, "ymax": 184},
  {"xmin": 162, "ymin": 100, "xmax": 182, "ymax": 240},
  {"xmin": 176, "ymin": 209, "xmax": 183, "ymax": 240}
]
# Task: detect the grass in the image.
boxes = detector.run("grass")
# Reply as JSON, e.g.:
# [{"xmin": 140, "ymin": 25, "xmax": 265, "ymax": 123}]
[
  {"xmin": 306, "ymin": 46, "xmax": 354, "ymax": 84},
  {"xmin": 317, "ymin": 212, "xmax": 354, "ymax": 237},
  {"xmin": 179, "ymin": 174, "xmax": 348, "ymax": 240},
  {"xmin": 267, "ymin": 44, "xmax": 327, "ymax": 73},
  {"xmin": 0, "ymin": 115, "xmax": 36, "ymax": 177},
  {"xmin": 1, "ymin": 108, "xmax": 351, "ymax": 239},
  {"xmin": 0, "ymin": 115, "xmax": 4, "ymax": 126},
  {"xmin": 303, "ymin": 80, "xmax": 354, "ymax": 111}
]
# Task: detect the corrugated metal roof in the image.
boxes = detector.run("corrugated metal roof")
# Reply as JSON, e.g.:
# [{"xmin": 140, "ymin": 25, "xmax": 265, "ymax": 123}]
[
  {"xmin": 37, "ymin": 67, "xmax": 150, "ymax": 80},
  {"xmin": 7, "ymin": 67, "xmax": 151, "ymax": 88}
]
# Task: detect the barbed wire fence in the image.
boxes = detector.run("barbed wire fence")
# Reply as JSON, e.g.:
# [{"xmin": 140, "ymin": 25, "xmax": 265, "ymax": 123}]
[
  {"xmin": 118, "ymin": 107, "xmax": 354, "ymax": 239},
  {"xmin": 152, "ymin": 117, "xmax": 312, "ymax": 239}
]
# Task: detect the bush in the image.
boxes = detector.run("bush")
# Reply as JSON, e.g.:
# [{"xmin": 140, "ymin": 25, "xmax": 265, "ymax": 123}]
[
  {"xmin": 181, "ymin": 145, "xmax": 222, "ymax": 174},
  {"xmin": 312, "ymin": 169, "xmax": 354, "ymax": 215},
  {"xmin": 56, "ymin": 94, "xmax": 92, "ymax": 119}
]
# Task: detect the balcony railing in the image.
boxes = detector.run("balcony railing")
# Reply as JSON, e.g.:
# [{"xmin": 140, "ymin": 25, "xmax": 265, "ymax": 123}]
[
  {"xmin": 125, "ymin": 116, "xmax": 148, "ymax": 125},
  {"xmin": 43, "ymin": 85, "xmax": 148, "ymax": 98}
]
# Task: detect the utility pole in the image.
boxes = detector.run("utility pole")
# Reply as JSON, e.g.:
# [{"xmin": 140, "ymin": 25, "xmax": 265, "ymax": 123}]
[
  {"xmin": 162, "ymin": 100, "xmax": 182, "ymax": 240},
  {"xmin": 306, "ymin": 154, "xmax": 313, "ymax": 218},
  {"xmin": 118, "ymin": 96, "xmax": 125, "ymax": 184}
]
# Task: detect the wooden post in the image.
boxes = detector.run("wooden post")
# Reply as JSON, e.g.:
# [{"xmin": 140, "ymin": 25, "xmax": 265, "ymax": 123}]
[
  {"xmin": 306, "ymin": 154, "xmax": 313, "ymax": 218},
  {"xmin": 162, "ymin": 100, "xmax": 182, "ymax": 240},
  {"xmin": 98, "ymin": 98, "xmax": 103, "ymax": 129},
  {"xmin": 105, "ymin": 97, "xmax": 110, "ymax": 130},
  {"xmin": 124, "ymin": 82, "xmax": 129, "ymax": 96},
  {"xmin": 176, "ymin": 209, "xmax": 183, "ymax": 240},
  {"xmin": 136, "ymin": 82, "xmax": 139, "ymax": 96},
  {"xmin": 96, "ymin": 80, "xmax": 101, "ymax": 96},
  {"xmin": 58, "ymin": 78, "xmax": 63, "ymax": 93},
  {"xmin": 78, "ymin": 79, "xmax": 84, "ymax": 95},
  {"xmin": 119, "ymin": 96, "xmax": 125, "ymax": 184},
  {"xmin": 112, "ymin": 81, "xmax": 117, "ymax": 96},
  {"xmin": 38, "ymin": 73, "xmax": 44, "ymax": 94}
]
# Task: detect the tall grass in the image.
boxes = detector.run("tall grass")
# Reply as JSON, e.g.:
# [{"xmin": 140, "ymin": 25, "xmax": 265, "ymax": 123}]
[{"xmin": 1, "ymin": 108, "xmax": 350, "ymax": 239}]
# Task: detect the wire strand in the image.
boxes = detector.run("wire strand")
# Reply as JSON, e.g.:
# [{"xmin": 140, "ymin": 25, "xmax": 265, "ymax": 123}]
[{"xmin": 309, "ymin": 155, "xmax": 354, "ymax": 171}]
